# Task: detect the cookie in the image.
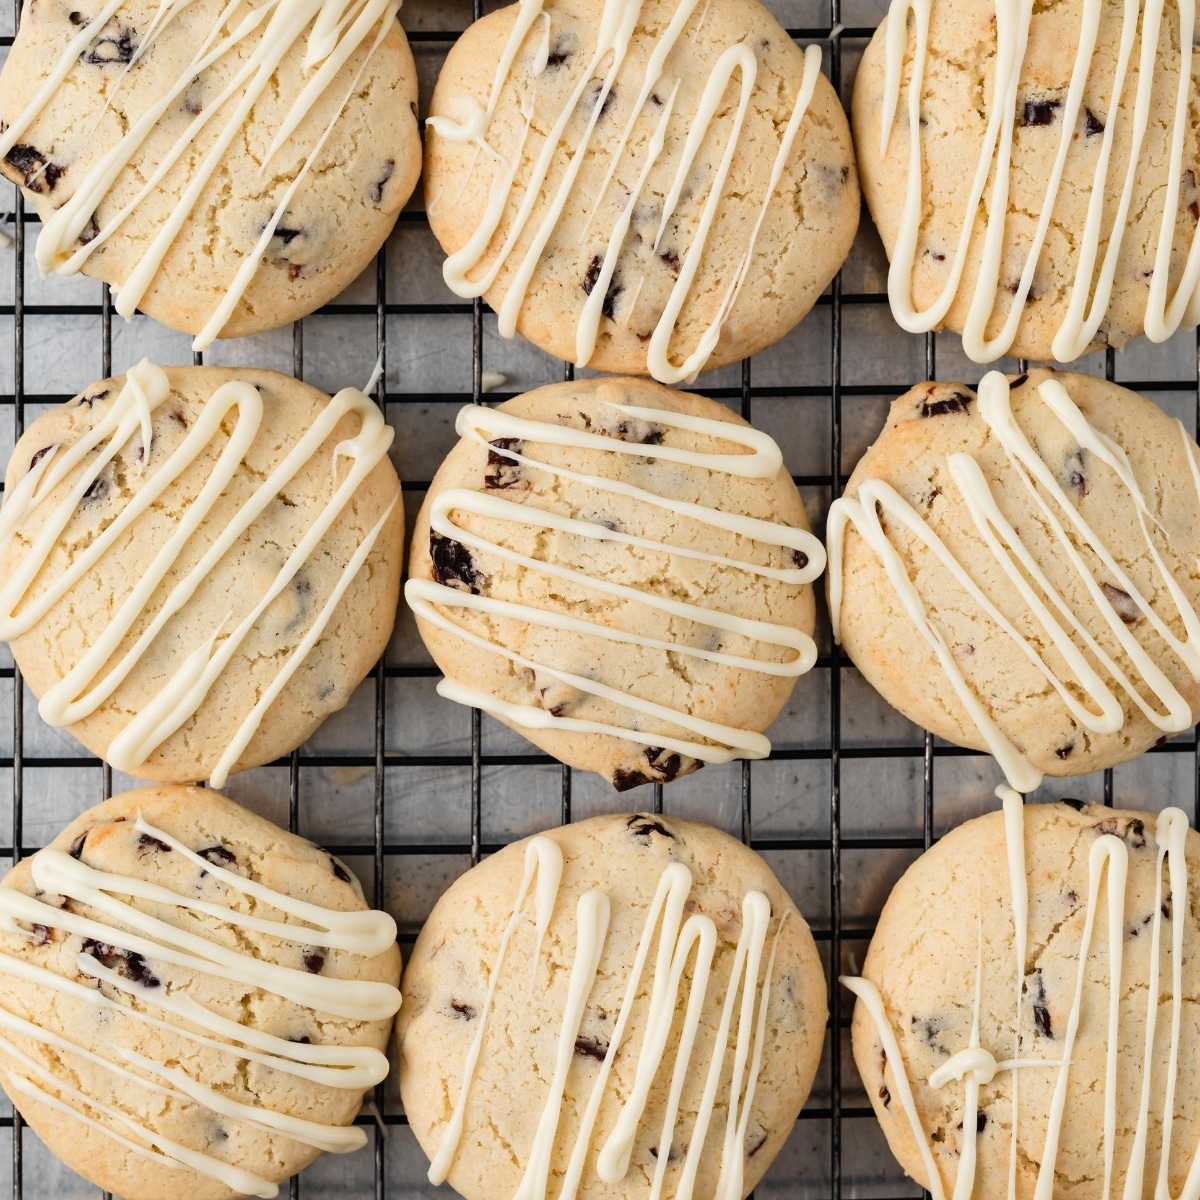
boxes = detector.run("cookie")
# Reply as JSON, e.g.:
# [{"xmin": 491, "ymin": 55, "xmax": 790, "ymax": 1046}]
[
  {"xmin": 0, "ymin": 0, "xmax": 420, "ymax": 348},
  {"xmin": 0, "ymin": 784, "xmax": 401, "ymax": 1200},
  {"xmin": 398, "ymin": 812, "xmax": 826, "ymax": 1200},
  {"xmin": 827, "ymin": 368, "xmax": 1200, "ymax": 793},
  {"xmin": 852, "ymin": 0, "xmax": 1200, "ymax": 363},
  {"xmin": 424, "ymin": 0, "xmax": 858, "ymax": 383},
  {"xmin": 846, "ymin": 792, "xmax": 1200, "ymax": 1200},
  {"xmin": 404, "ymin": 375, "xmax": 822, "ymax": 790},
  {"xmin": 0, "ymin": 359, "xmax": 402, "ymax": 785}
]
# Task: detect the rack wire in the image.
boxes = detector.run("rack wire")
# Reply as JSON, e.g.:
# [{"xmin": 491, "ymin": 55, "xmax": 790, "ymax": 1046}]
[{"xmin": 1, "ymin": 0, "xmax": 1199, "ymax": 1196}]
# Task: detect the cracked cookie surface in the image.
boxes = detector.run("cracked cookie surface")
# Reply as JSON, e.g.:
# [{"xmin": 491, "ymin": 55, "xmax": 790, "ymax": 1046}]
[
  {"xmin": 849, "ymin": 797, "xmax": 1200, "ymax": 1200},
  {"xmin": 398, "ymin": 811, "xmax": 826, "ymax": 1200},
  {"xmin": 424, "ymin": 0, "xmax": 858, "ymax": 382},
  {"xmin": 405, "ymin": 375, "xmax": 821, "ymax": 790},
  {"xmin": 0, "ymin": 362, "xmax": 403, "ymax": 784},
  {"xmin": 0, "ymin": 0, "xmax": 421, "ymax": 344},
  {"xmin": 0, "ymin": 785, "xmax": 401, "ymax": 1200},
  {"xmin": 828, "ymin": 368, "xmax": 1200, "ymax": 790}
]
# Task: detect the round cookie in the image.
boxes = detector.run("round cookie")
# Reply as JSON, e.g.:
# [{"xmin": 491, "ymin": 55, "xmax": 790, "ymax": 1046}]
[
  {"xmin": 0, "ymin": 785, "xmax": 402, "ymax": 1200},
  {"xmin": 424, "ymin": 0, "xmax": 858, "ymax": 384},
  {"xmin": 398, "ymin": 812, "xmax": 827, "ymax": 1200},
  {"xmin": 404, "ymin": 375, "xmax": 823, "ymax": 790},
  {"xmin": 847, "ymin": 794, "xmax": 1200, "ymax": 1200},
  {"xmin": 827, "ymin": 368, "xmax": 1200, "ymax": 792},
  {"xmin": 852, "ymin": 0, "xmax": 1200, "ymax": 363},
  {"xmin": 0, "ymin": 0, "xmax": 420, "ymax": 348},
  {"xmin": 0, "ymin": 359, "xmax": 403, "ymax": 785}
]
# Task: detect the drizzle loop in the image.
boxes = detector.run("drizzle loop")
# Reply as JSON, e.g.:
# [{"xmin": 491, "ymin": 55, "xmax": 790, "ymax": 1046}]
[
  {"xmin": 0, "ymin": 359, "xmax": 398, "ymax": 786},
  {"xmin": 428, "ymin": 0, "xmax": 824, "ymax": 384},
  {"xmin": 405, "ymin": 401, "xmax": 823, "ymax": 766},
  {"xmin": 0, "ymin": 0, "xmax": 400, "ymax": 350},
  {"xmin": 429, "ymin": 834, "xmax": 784, "ymax": 1199},
  {"xmin": 844, "ymin": 789, "xmax": 1199, "ymax": 1199},
  {"xmin": 827, "ymin": 372, "xmax": 1200, "ymax": 793},
  {"xmin": 0, "ymin": 816, "xmax": 402, "ymax": 1199},
  {"xmin": 880, "ymin": 0, "xmax": 1200, "ymax": 362}
]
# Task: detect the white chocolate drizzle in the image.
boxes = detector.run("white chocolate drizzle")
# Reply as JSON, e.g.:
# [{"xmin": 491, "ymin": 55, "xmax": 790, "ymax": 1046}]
[
  {"xmin": 0, "ymin": 0, "xmax": 400, "ymax": 350},
  {"xmin": 878, "ymin": 0, "xmax": 1200, "ymax": 362},
  {"xmin": 0, "ymin": 359, "xmax": 398, "ymax": 786},
  {"xmin": 842, "ymin": 788, "xmax": 1200, "ymax": 1199},
  {"xmin": 427, "ymin": 0, "xmax": 825, "ymax": 384},
  {"xmin": 427, "ymin": 832, "xmax": 784, "ymax": 1199},
  {"xmin": 0, "ymin": 814, "xmax": 402, "ymax": 1199},
  {"xmin": 404, "ymin": 401, "xmax": 823, "ymax": 767},
  {"xmin": 827, "ymin": 371, "xmax": 1200, "ymax": 793}
]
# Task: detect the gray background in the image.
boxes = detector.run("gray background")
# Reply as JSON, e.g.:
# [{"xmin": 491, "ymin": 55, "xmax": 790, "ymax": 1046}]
[{"xmin": 0, "ymin": 0, "xmax": 1198, "ymax": 1196}]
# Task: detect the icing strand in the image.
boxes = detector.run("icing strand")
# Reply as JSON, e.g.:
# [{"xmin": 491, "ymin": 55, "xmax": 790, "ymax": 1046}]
[
  {"xmin": 0, "ymin": 360, "xmax": 398, "ymax": 787},
  {"xmin": 0, "ymin": 0, "xmax": 400, "ymax": 350},
  {"xmin": 844, "ymin": 791, "xmax": 1198, "ymax": 1199},
  {"xmin": 406, "ymin": 402, "xmax": 821, "ymax": 767},
  {"xmin": 827, "ymin": 372, "xmax": 1200, "ymax": 793},
  {"xmin": 880, "ymin": 0, "xmax": 1200, "ymax": 362},
  {"xmin": 432, "ymin": 837, "xmax": 783, "ymax": 1200},
  {"xmin": 0, "ymin": 824, "xmax": 402, "ymax": 1199},
  {"xmin": 429, "ymin": 0, "xmax": 824, "ymax": 384}
]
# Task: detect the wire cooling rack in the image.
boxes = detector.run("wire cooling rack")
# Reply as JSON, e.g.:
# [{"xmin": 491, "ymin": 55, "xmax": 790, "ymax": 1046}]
[{"xmin": 1, "ymin": 0, "xmax": 1200, "ymax": 1196}]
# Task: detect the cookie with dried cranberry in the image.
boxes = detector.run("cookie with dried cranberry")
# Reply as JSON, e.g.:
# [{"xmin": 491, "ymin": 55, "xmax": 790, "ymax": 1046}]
[
  {"xmin": 404, "ymin": 375, "xmax": 823, "ymax": 790},
  {"xmin": 827, "ymin": 368, "xmax": 1200, "ymax": 792},
  {"xmin": 0, "ymin": 785, "xmax": 401, "ymax": 1200},
  {"xmin": 424, "ymin": 0, "xmax": 857, "ymax": 382},
  {"xmin": 847, "ymin": 796, "xmax": 1200, "ymax": 1199},
  {"xmin": 398, "ymin": 811, "xmax": 826, "ymax": 1200},
  {"xmin": 0, "ymin": 0, "xmax": 420, "ymax": 346}
]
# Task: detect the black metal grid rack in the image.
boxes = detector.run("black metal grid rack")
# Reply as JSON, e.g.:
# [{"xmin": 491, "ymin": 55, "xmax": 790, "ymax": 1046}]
[{"xmin": 1, "ymin": 0, "xmax": 1200, "ymax": 1196}]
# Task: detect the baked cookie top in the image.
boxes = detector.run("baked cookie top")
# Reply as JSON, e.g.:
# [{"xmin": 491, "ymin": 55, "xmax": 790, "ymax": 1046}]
[
  {"xmin": 853, "ymin": 0, "xmax": 1200, "ymax": 363},
  {"xmin": 405, "ymin": 375, "xmax": 823, "ymax": 790},
  {"xmin": 398, "ymin": 812, "xmax": 827, "ymax": 1200},
  {"xmin": 0, "ymin": 360, "xmax": 402, "ymax": 784},
  {"xmin": 0, "ymin": 0, "xmax": 420, "ymax": 347},
  {"xmin": 828, "ymin": 369, "xmax": 1200, "ymax": 792},
  {"xmin": 846, "ymin": 793, "xmax": 1200, "ymax": 1200},
  {"xmin": 424, "ymin": 0, "xmax": 858, "ymax": 383},
  {"xmin": 0, "ymin": 785, "xmax": 401, "ymax": 1200}
]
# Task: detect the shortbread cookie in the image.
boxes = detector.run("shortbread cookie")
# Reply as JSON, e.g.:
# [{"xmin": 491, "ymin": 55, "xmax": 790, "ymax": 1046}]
[
  {"xmin": 847, "ymin": 793, "xmax": 1200, "ymax": 1199},
  {"xmin": 0, "ymin": 785, "xmax": 401, "ymax": 1200},
  {"xmin": 0, "ymin": 360, "xmax": 402, "ymax": 785},
  {"xmin": 853, "ymin": 0, "xmax": 1200, "ymax": 363},
  {"xmin": 828, "ymin": 369, "xmax": 1200, "ymax": 792},
  {"xmin": 404, "ymin": 375, "xmax": 823, "ymax": 790},
  {"xmin": 399, "ymin": 812, "xmax": 826, "ymax": 1200},
  {"xmin": 424, "ymin": 0, "xmax": 858, "ymax": 383},
  {"xmin": 0, "ymin": 0, "xmax": 420, "ymax": 348}
]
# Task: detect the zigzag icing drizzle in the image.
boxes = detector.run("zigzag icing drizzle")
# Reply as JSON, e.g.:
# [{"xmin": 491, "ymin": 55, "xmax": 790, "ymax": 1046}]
[
  {"xmin": 826, "ymin": 372, "xmax": 1200, "ymax": 793},
  {"xmin": 844, "ymin": 790, "xmax": 1196, "ymax": 1199},
  {"xmin": 405, "ymin": 401, "xmax": 823, "ymax": 766},
  {"xmin": 428, "ymin": 833, "xmax": 784, "ymax": 1200},
  {"xmin": 0, "ymin": 814, "xmax": 402, "ymax": 1199},
  {"xmin": 0, "ymin": 0, "xmax": 400, "ymax": 350},
  {"xmin": 879, "ymin": 0, "xmax": 1200, "ymax": 362},
  {"xmin": 0, "ymin": 359, "xmax": 397, "ymax": 786},
  {"xmin": 427, "ymin": 0, "xmax": 824, "ymax": 384}
]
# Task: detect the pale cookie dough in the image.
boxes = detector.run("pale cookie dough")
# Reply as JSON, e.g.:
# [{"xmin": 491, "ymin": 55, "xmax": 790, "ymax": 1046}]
[
  {"xmin": 424, "ymin": 0, "xmax": 859, "ymax": 384},
  {"xmin": 404, "ymin": 375, "xmax": 824, "ymax": 791},
  {"xmin": 0, "ymin": 0, "xmax": 421, "ymax": 348},
  {"xmin": 827, "ymin": 368, "xmax": 1200, "ymax": 793},
  {"xmin": 0, "ymin": 360, "xmax": 402, "ymax": 785},
  {"xmin": 398, "ymin": 812, "xmax": 827, "ymax": 1200},
  {"xmin": 0, "ymin": 785, "xmax": 402, "ymax": 1200},
  {"xmin": 853, "ymin": 0, "xmax": 1200, "ymax": 364},
  {"xmin": 846, "ymin": 794, "xmax": 1200, "ymax": 1200}
]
